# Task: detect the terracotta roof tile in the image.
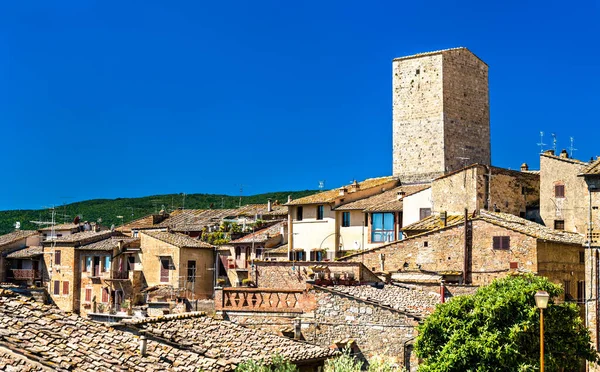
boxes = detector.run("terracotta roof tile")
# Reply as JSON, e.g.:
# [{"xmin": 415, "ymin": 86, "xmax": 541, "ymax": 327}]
[
  {"xmin": 78, "ymin": 237, "xmax": 140, "ymax": 251},
  {"xmin": 580, "ymin": 158, "xmax": 600, "ymax": 176},
  {"xmin": 286, "ymin": 176, "xmax": 398, "ymax": 206},
  {"xmin": 334, "ymin": 185, "xmax": 430, "ymax": 211},
  {"xmin": 230, "ymin": 222, "xmax": 285, "ymax": 244},
  {"xmin": 142, "ymin": 231, "xmax": 213, "ymax": 248},
  {"xmin": 0, "ymin": 230, "xmax": 37, "ymax": 249},
  {"xmin": 45, "ymin": 230, "xmax": 115, "ymax": 245},
  {"xmin": 4, "ymin": 246, "xmax": 43, "ymax": 259},
  {"xmin": 38, "ymin": 223, "xmax": 81, "ymax": 231}
]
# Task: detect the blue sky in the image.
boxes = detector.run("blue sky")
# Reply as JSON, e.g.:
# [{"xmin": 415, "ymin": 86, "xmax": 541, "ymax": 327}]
[{"xmin": 1, "ymin": 1, "xmax": 598, "ymax": 211}]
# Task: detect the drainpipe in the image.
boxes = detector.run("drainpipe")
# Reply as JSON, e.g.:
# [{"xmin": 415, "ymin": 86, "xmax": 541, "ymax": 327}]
[
  {"xmin": 440, "ymin": 280, "xmax": 446, "ymax": 304},
  {"xmin": 139, "ymin": 334, "xmax": 148, "ymax": 356},
  {"xmin": 293, "ymin": 317, "xmax": 302, "ymax": 340},
  {"xmin": 288, "ymin": 196, "xmax": 293, "ymax": 261}
]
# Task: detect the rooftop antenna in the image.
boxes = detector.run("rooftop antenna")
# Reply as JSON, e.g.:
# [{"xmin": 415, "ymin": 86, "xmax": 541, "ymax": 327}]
[
  {"xmin": 551, "ymin": 133, "xmax": 557, "ymax": 153},
  {"xmin": 537, "ymin": 131, "xmax": 547, "ymax": 153},
  {"xmin": 570, "ymin": 137, "xmax": 577, "ymax": 158},
  {"xmin": 318, "ymin": 180, "xmax": 325, "ymax": 192},
  {"xmin": 182, "ymin": 193, "xmax": 186, "ymax": 211}
]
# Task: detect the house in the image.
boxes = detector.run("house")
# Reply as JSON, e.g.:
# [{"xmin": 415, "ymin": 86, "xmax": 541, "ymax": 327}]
[
  {"xmin": 338, "ymin": 210, "xmax": 585, "ymax": 288},
  {"xmin": 0, "ymin": 230, "xmax": 40, "ymax": 283},
  {"xmin": 285, "ymin": 176, "xmax": 400, "ymax": 261},
  {"xmin": 139, "ymin": 230, "xmax": 215, "ymax": 302}
]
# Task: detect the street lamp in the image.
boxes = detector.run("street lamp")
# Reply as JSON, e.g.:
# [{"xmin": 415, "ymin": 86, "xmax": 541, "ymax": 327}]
[{"xmin": 534, "ymin": 290, "xmax": 550, "ymax": 372}]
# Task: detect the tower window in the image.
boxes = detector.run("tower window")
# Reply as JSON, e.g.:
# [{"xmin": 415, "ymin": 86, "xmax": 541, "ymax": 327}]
[
  {"xmin": 317, "ymin": 205, "xmax": 324, "ymax": 220},
  {"xmin": 415, "ymin": 69, "xmax": 420, "ymax": 75},
  {"xmin": 555, "ymin": 184, "xmax": 565, "ymax": 198}
]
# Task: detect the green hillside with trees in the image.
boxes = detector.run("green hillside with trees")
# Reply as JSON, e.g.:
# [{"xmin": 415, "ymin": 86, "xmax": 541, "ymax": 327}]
[{"xmin": 0, "ymin": 190, "xmax": 318, "ymax": 235}]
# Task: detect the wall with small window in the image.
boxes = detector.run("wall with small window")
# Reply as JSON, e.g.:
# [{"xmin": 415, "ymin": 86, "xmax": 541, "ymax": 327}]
[{"xmin": 402, "ymin": 188, "xmax": 433, "ymax": 227}]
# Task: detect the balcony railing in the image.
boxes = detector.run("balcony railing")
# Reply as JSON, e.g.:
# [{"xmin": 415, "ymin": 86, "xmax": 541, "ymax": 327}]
[
  {"xmin": 111, "ymin": 271, "xmax": 130, "ymax": 280},
  {"xmin": 11, "ymin": 269, "xmax": 41, "ymax": 280},
  {"xmin": 218, "ymin": 288, "xmax": 305, "ymax": 313}
]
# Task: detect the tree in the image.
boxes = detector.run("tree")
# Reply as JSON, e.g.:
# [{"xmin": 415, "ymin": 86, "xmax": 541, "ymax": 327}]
[{"xmin": 415, "ymin": 274, "xmax": 598, "ymax": 371}]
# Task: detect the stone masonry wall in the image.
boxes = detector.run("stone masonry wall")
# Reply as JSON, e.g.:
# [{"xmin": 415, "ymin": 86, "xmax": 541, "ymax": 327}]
[
  {"xmin": 222, "ymin": 286, "xmax": 420, "ymax": 371},
  {"xmin": 392, "ymin": 48, "xmax": 490, "ymax": 183},
  {"xmin": 442, "ymin": 49, "xmax": 490, "ymax": 172}
]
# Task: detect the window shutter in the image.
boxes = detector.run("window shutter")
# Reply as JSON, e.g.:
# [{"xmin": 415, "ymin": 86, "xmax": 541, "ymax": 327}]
[
  {"xmin": 102, "ymin": 288, "xmax": 109, "ymax": 303},
  {"xmin": 53, "ymin": 281, "xmax": 60, "ymax": 295},
  {"xmin": 493, "ymin": 237, "xmax": 500, "ymax": 249},
  {"xmin": 55, "ymin": 250, "xmax": 61, "ymax": 265},
  {"xmin": 62, "ymin": 281, "xmax": 69, "ymax": 295},
  {"xmin": 85, "ymin": 288, "xmax": 92, "ymax": 302}
]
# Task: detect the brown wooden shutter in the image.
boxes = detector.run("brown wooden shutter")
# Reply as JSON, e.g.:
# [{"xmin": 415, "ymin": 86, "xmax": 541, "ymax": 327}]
[
  {"xmin": 55, "ymin": 250, "xmax": 61, "ymax": 265},
  {"xmin": 160, "ymin": 258, "xmax": 169, "ymax": 283},
  {"xmin": 555, "ymin": 185, "xmax": 565, "ymax": 198},
  {"xmin": 102, "ymin": 288, "xmax": 109, "ymax": 303},
  {"xmin": 53, "ymin": 281, "xmax": 60, "ymax": 295},
  {"xmin": 85, "ymin": 288, "xmax": 92, "ymax": 302},
  {"xmin": 62, "ymin": 281, "xmax": 69, "ymax": 295}
]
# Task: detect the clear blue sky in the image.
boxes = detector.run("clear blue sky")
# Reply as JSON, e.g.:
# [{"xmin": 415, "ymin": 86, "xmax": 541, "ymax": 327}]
[{"xmin": 1, "ymin": 1, "xmax": 598, "ymax": 211}]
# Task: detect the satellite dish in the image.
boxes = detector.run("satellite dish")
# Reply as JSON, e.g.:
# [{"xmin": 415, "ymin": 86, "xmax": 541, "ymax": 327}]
[{"xmin": 14, "ymin": 222, "xmax": 21, "ymax": 230}]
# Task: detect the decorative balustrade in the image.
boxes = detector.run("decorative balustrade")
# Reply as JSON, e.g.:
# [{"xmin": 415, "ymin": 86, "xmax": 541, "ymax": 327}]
[
  {"xmin": 218, "ymin": 288, "xmax": 305, "ymax": 313},
  {"xmin": 11, "ymin": 269, "xmax": 41, "ymax": 280}
]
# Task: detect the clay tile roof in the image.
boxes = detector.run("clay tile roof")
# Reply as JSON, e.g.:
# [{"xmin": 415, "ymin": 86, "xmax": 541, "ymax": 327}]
[
  {"xmin": 125, "ymin": 312, "xmax": 336, "ymax": 367},
  {"xmin": 334, "ymin": 185, "xmax": 430, "ymax": 211},
  {"xmin": 38, "ymin": 223, "xmax": 80, "ymax": 231},
  {"xmin": 78, "ymin": 237, "xmax": 140, "ymax": 251},
  {"xmin": 45, "ymin": 230, "xmax": 115, "ymax": 245},
  {"xmin": 0, "ymin": 291, "xmax": 220, "ymax": 371},
  {"xmin": 4, "ymin": 246, "xmax": 43, "ymax": 259},
  {"xmin": 265, "ymin": 243, "xmax": 289, "ymax": 254},
  {"xmin": 329, "ymin": 284, "xmax": 439, "ymax": 317},
  {"xmin": 402, "ymin": 214, "xmax": 465, "ymax": 231},
  {"xmin": 479, "ymin": 211, "xmax": 585, "ymax": 245},
  {"xmin": 262, "ymin": 205, "xmax": 288, "ymax": 217},
  {"xmin": 580, "ymin": 158, "xmax": 600, "ymax": 176},
  {"xmin": 286, "ymin": 176, "xmax": 398, "ymax": 206},
  {"xmin": 0, "ymin": 230, "xmax": 38, "ymax": 249},
  {"xmin": 230, "ymin": 222, "xmax": 285, "ymax": 244},
  {"xmin": 143, "ymin": 230, "xmax": 213, "ymax": 248}
]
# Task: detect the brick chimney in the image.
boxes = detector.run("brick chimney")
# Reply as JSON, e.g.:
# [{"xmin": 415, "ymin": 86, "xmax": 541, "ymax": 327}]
[
  {"xmin": 560, "ymin": 149, "xmax": 569, "ymax": 159},
  {"xmin": 520, "ymin": 163, "xmax": 529, "ymax": 172}
]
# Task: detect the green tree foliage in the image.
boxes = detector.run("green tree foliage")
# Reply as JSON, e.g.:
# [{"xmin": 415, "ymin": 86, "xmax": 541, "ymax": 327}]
[
  {"xmin": 415, "ymin": 274, "xmax": 598, "ymax": 371},
  {"xmin": 0, "ymin": 190, "xmax": 318, "ymax": 235},
  {"xmin": 235, "ymin": 354, "xmax": 298, "ymax": 372}
]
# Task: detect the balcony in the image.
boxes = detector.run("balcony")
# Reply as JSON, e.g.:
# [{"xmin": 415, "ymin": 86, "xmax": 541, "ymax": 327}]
[
  {"xmin": 111, "ymin": 271, "xmax": 131, "ymax": 280},
  {"xmin": 11, "ymin": 269, "xmax": 41, "ymax": 280}
]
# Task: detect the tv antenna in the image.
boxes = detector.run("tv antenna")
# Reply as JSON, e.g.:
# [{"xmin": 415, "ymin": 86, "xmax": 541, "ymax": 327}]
[
  {"xmin": 537, "ymin": 131, "xmax": 547, "ymax": 153},
  {"xmin": 570, "ymin": 137, "xmax": 577, "ymax": 158},
  {"xmin": 318, "ymin": 180, "xmax": 325, "ymax": 192},
  {"xmin": 551, "ymin": 133, "xmax": 557, "ymax": 153}
]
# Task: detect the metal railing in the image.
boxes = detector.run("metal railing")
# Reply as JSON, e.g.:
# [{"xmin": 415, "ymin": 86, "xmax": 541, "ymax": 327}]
[
  {"xmin": 219, "ymin": 288, "xmax": 304, "ymax": 313},
  {"xmin": 11, "ymin": 269, "xmax": 41, "ymax": 280}
]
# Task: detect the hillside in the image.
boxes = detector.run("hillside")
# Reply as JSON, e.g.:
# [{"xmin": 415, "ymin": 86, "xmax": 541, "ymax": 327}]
[{"xmin": 0, "ymin": 190, "xmax": 318, "ymax": 235}]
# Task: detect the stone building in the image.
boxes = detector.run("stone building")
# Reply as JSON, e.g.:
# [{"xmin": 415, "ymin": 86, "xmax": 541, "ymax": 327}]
[
  {"xmin": 0, "ymin": 230, "xmax": 40, "ymax": 283},
  {"xmin": 338, "ymin": 211, "xmax": 585, "ymax": 288},
  {"xmin": 392, "ymin": 47, "xmax": 490, "ymax": 183}
]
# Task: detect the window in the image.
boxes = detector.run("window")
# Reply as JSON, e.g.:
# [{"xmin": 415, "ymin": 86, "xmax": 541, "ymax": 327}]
[
  {"xmin": 292, "ymin": 251, "xmax": 306, "ymax": 261},
  {"xmin": 423, "ymin": 241, "xmax": 428, "ymax": 247},
  {"xmin": 53, "ymin": 281, "xmax": 60, "ymax": 295},
  {"xmin": 92, "ymin": 257, "xmax": 101, "ymax": 277},
  {"xmin": 296, "ymin": 206, "xmax": 303, "ymax": 221},
  {"xmin": 342, "ymin": 212, "xmax": 351, "ymax": 227},
  {"xmin": 133, "ymin": 230, "xmax": 139, "ymax": 238},
  {"xmin": 577, "ymin": 281, "xmax": 585, "ymax": 303},
  {"xmin": 580, "ymin": 251, "xmax": 585, "ymax": 264},
  {"xmin": 85, "ymin": 256, "xmax": 92, "ymax": 272},
  {"xmin": 555, "ymin": 184, "xmax": 565, "ymax": 198},
  {"xmin": 187, "ymin": 260, "xmax": 196, "ymax": 283},
  {"xmin": 160, "ymin": 258, "xmax": 170, "ymax": 283},
  {"xmin": 564, "ymin": 280, "xmax": 572, "ymax": 301},
  {"xmin": 509, "ymin": 262, "xmax": 518, "ymax": 269},
  {"xmin": 371, "ymin": 213, "xmax": 395, "ymax": 242},
  {"xmin": 104, "ymin": 256, "xmax": 111, "ymax": 272},
  {"xmin": 102, "ymin": 288, "xmax": 109, "ymax": 303},
  {"xmin": 493, "ymin": 236, "xmax": 510, "ymax": 249},
  {"xmin": 310, "ymin": 250, "xmax": 324, "ymax": 262},
  {"xmin": 85, "ymin": 288, "xmax": 92, "ymax": 302},
  {"xmin": 419, "ymin": 208, "xmax": 432, "ymax": 220},
  {"xmin": 54, "ymin": 250, "xmax": 61, "ymax": 265},
  {"xmin": 317, "ymin": 205, "xmax": 324, "ymax": 220},
  {"xmin": 554, "ymin": 220, "xmax": 565, "ymax": 230},
  {"xmin": 62, "ymin": 281, "xmax": 69, "ymax": 295}
]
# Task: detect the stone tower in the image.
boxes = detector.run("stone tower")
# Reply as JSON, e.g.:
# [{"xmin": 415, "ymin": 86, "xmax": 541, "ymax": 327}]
[{"xmin": 392, "ymin": 47, "xmax": 491, "ymax": 183}]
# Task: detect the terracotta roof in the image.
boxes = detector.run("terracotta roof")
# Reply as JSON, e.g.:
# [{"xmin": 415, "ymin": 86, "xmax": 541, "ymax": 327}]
[
  {"xmin": 329, "ymin": 284, "xmax": 438, "ymax": 317},
  {"xmin": 402, "ymin": 214, "xmax": 465, "ymax": 231},
  {"xmin": 262, "ymin": 205, "xmax": 288, "ymax": 217},
  {"xmin": 479, "ymin": 211, "xmax": 584, "ymax": 245},
  {"xmin": 580, "ymin": 158, "xmax": 600, "ymax": 176},
  {"xmin": 334, "ymin": 185, "xmax": 430, "ymax": 211},
  {"xmin": 78, "ymin": 236, "xmax": 139, "ymax": 251},
  {"xmin": 286, "ymin": 176, "xmax": 398, "ymax": 206},
  {"xmin": 117, "ymin": 214, "xmax": 160, "ymax": 231},
  {"xmin": 38, "ymin": 223, "xmax": 80, "ymax": 231},
  {"xmin": 125, "ymin": 312, "xmax": 336, "ymax": 367},
  {"xmin": 230, "ymin": 222, "xmax": 285, "ymax": 244},
  {"xmin": 265, "ymin": 243, "xmax": 289, "ymax": 255},
  {"xmin": 142, "ymin": 230, "xmax": 213, "ymax": 248},
  {"xmin": 540, "ymin": 152, "xmax": 589, "ymax": 165},
  {"xmin": 0, "ymin": 347, "xmax": 45, "ymax": 371},
  {"xmin": 4, "ymin": 246, "xmax": 43, "ymax": 259},
  {"xmin": 44, "ymin": 230, "xmax": 115, "ymax": 245},
  {"xmin": 0, "ymin": 289, "xmax": 220, "ymax": 371},
  {"xmin": 0, "ymin": 230, "xmax": 37, "ymax": 249}
]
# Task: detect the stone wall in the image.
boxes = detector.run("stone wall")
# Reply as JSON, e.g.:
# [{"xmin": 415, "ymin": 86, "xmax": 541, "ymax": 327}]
[
  {"xmin": 252, "ymin": 261, "xmax": 380, "ymax": 289},
  {"xmin": 43, "ymin": 245, "xmax": 79, "ymax": 313},
  {"xmin": 222, "ymin": 286, "xmax": 420, "ymax": 371},
  {"xmin": 392, "ymin": 48, "xmax": 490, "ymax": 183}
]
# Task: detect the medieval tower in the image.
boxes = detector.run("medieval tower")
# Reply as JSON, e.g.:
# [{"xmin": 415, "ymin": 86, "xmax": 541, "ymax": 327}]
[{"xmin": 392, "ymin": 47, "xmax": 491, "ymax": 182}]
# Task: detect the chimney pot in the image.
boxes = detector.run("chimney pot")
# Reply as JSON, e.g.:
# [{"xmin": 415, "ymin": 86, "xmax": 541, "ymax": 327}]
[
  {"xmin": 520, "ymin": 163, "xmax": 529, "ymax": 172},
  {"xmin": 560, "ymin": 149, "xmax": 569, "ymax": 159},
  {"xmin": 139, "ymin": 335, "xmax": 148, "ymax": 356},
  {"xmin": 267, "ymin": 199, "xmax": 272, "ymax": 212}
]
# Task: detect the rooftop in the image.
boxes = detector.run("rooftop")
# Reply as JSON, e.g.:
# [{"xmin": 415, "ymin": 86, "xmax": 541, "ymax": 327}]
[
  {"xmin": 230, "ymin": 221, "xmax": 285, "ymax": 244},
  {"xmin": 0, "ymin": 230, "xmax": 37, "ymax": 249},
  {"xmin": 286, "ymin": 176, "xmax": 398, "ymax": 206},
  {"xmin": 334, "ymin": 184, "xmax": 430, "ymax": 212},
  {"xmin": 124, "ymin": 312, "xmax": 336, "ymax": 368},
  {"xmin": 392, "ymin": 47, "xmax": 487, "ymax": 66},
  {"xmin": 43, "ymin": 230, "xmax": 115, "ymax": 245},
  {"xmin": 142, "ymin": 230, "xmax": 213, "ymax": 248},
  {"xmin": 0, "ymin": 289, "xmax": 220, "ymax": 371},
  {"xmin": 580, "ymin": 157, "xmax": 600, "ymax": 176},
  {"xmin": 78, "ymin": 236, "xmax": 140, "ymax": 251},
  {"xmin": 4, "ymin": 246, "xmax": 43, "ymax": 259}
]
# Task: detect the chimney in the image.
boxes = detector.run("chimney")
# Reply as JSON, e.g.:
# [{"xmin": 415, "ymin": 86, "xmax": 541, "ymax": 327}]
[
  {"xmin": 267, "ymin": 199, "xmax": 273, "ymax": 212},
  {"xmin": 287, "ymin": 195, "xmax": 292, "ymax": 203},
  {"xmin": 397, "ymin": 191, "xmax": 406, "ymax": 200},
  {"xmin": 339, "ymin": 188, "xmax": 347, "ymax": 196},
  {"xmin": 139, "ymin": 334, "xmax": 148, "ymax": 356},
  {"xmin": 293, "ymin": 318, "xmax": 302, "ymax": 340},
  {"xmin": 520, "ymin": 163, "xmax": 529, "ymax": 172},
  {"xmin": 544, "ymin": 149, "xmax": 555, "ymax": 156},
  {"xmin": 560, "ymin": 149, "xmax": 569, "ymax": 159},
  {"xmin": 440, "ymin": 211, "xmax": 447, "ymax": 227},
  {"xmin": 350, "ymin": 180, "xmax": 359, "ymax": 192}
]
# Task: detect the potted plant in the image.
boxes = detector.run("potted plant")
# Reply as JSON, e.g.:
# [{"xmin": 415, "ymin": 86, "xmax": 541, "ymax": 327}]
[
  {"xmin": 97, "ymin": 303, "xmax": 105, "ymax": 313},
  {"xmin": 216, "ymin": 278, "xmax": 226, "ymax": 287},
  {"xmin": 241, "ymin": 278, "xmax": 254, "ymax": 287}
]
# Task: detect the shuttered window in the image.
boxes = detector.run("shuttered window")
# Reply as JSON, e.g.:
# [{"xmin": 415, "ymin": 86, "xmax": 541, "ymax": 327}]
[
  {"xmin": 102, "ymin": 288, "xmax": 109, "ymax": 303},
  {"xmin": 53, "ymin": 281, "xmax": 60, "ymax": 295},
  {"xmin": 85, "ymin": 288, "xmax": 92, "ymax": 302},
  {"xmin": 62, "ymin": 281, "xmax": 69, "ymax": 295},
  {"xmin": 493, "ymin": 236, "xmax": 510, "ymax": 249},
  {"xmin": 555, "ymin": 185, "xmax": 565, "ymax": 198},
  {"xmin": 55, "ymin": 250, "xmax": 61, "ymax": 265}
]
